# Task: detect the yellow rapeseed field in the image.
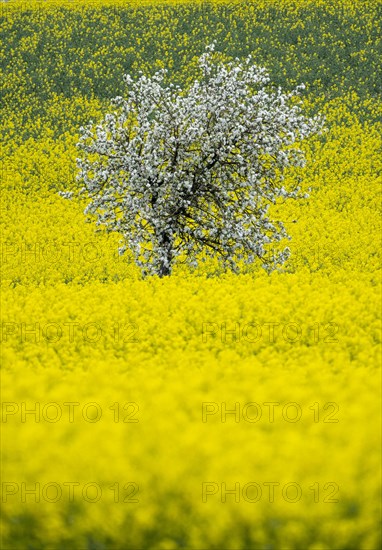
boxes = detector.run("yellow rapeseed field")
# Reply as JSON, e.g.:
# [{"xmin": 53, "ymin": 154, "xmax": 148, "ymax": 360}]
[{"xmin": 1, "ymin": 0, "xmax": 381, "ymax": 548}]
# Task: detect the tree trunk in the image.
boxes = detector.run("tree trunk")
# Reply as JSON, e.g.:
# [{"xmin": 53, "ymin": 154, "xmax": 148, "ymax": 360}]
[
  {"xmin": 157, "ymin": 231, "xmax": 173, "ymax": 277},
  {"xmin": 158, "ymin": 260, "xmax": 171, "ymax": 277}
]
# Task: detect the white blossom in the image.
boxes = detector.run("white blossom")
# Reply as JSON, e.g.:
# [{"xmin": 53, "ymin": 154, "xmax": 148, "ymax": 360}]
[{"xmin": 62, "ymin": 45, "xmax": 323, "ymax": 277}]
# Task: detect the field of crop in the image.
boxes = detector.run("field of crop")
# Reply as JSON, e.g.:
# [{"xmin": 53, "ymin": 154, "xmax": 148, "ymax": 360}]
[{"xmin": 1, "ymin": 0, "xmax": 381, "ymax": 548}]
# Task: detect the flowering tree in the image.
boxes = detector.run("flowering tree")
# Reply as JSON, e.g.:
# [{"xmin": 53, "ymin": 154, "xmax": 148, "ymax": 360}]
[{"xmin": 62, "ymin": 44, "xmax": 322, "ymax": 277}]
